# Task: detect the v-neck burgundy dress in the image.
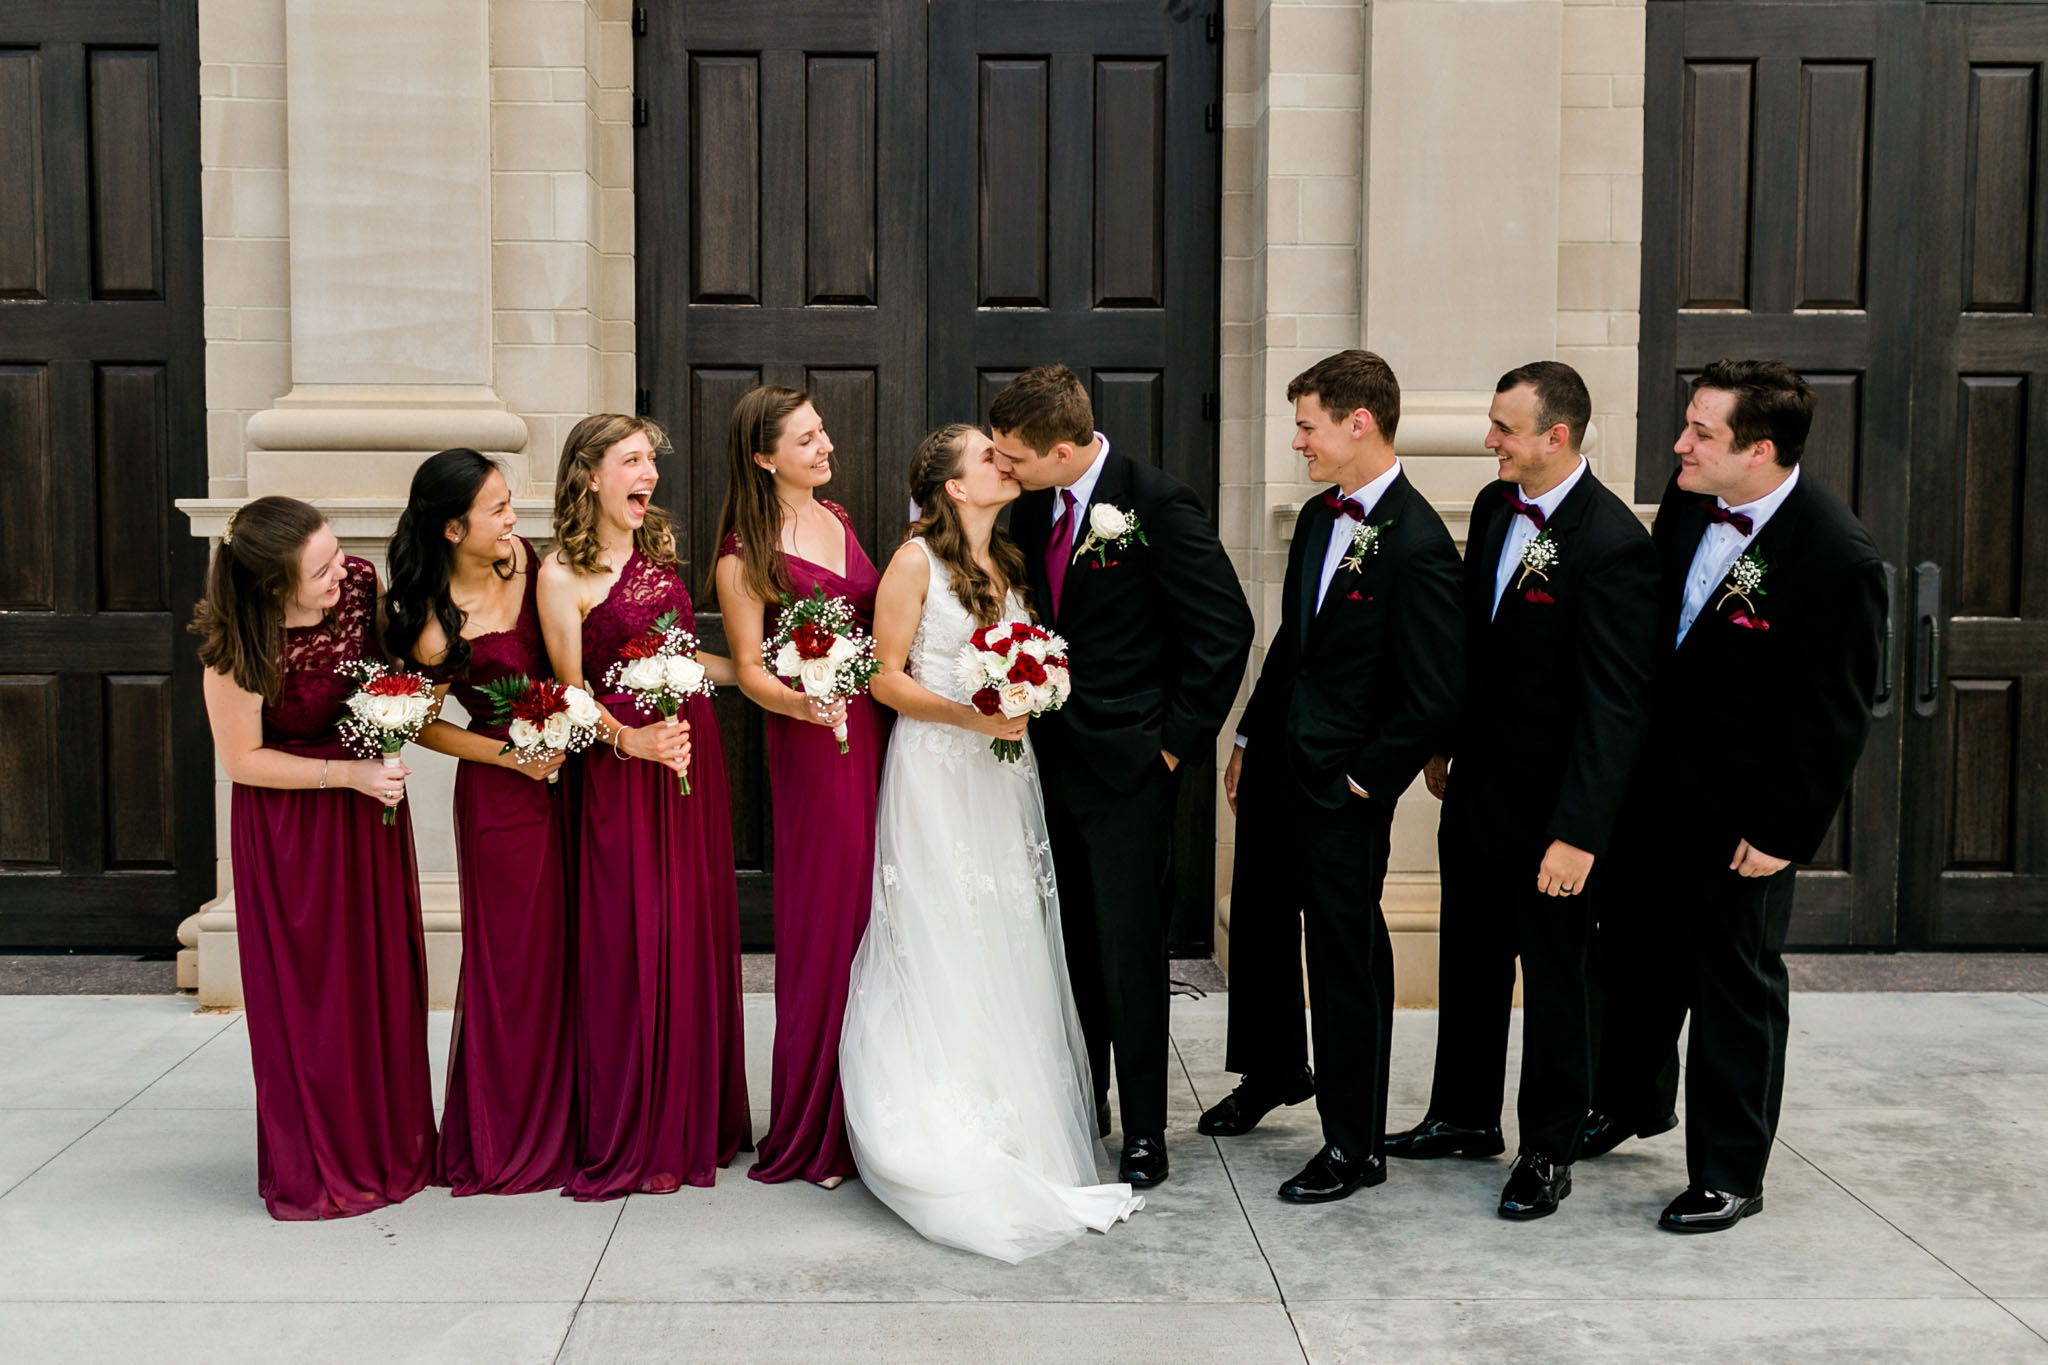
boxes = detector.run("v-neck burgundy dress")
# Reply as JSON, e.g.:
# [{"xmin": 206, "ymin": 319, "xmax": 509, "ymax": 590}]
[
  {"xmin": 433, "ymin": 539, "xmax": 577, "ymax": 1195},
  {"xmin": 724, "ymin": 501, "xmax": 884, "ymax": 1184},
  {"xmin": 230, "ymin": 555, "xmax": 437, "ymax": 1220},
  {"xmin": 567, "ymin": 547, "xmax": 751, "ymax": 1199}
]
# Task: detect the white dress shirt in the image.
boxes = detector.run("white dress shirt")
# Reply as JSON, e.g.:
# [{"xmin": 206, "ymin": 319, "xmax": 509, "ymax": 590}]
[
  {"xmin": 1675, "ymin": 464, "xmax": 1801, "ymax": 645},
  {"xmin": 1492, "ymin": 456, "xmax": 1587, "ymax": 619},
  {"xmin": 1051, "ymin": 431, "xmax": 1111, "ymax": 532},
  {"xmin": 1234, "ymin": 462, "xmax": 1404, "ymax": 798}
]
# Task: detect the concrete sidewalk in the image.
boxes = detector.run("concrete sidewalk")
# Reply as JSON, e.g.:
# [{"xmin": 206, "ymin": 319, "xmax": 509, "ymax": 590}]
[{"xmin": 0, "ymin": 992, "xmax": 2043, "ymax": 1364}]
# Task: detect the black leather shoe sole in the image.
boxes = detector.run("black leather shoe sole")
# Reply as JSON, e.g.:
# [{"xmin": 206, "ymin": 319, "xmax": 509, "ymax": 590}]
[
  {"xmin": 1660, "ymin": 1193, "xmax": 1763, "ymax": 1233},
  {"xmin": 1498, "ymin": 1171, "xmax": 1572, "ymax": 1220}
]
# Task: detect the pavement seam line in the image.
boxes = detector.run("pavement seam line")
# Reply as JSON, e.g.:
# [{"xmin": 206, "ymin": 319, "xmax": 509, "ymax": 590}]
[
  {"xmin": 550, "ymin": 1191, "xmax": 630, "ymax": 1365},
  {"xmin": 1773, "ymin": 1133, "xmax": 2048, "ymax": 1349},
  {"xmin": 0, "ymin": 1009, "xmax": 242, "ymax": 1203},
  {"xmin": 1170, "ymin": 1026, "xmax": 1313, "ymax": 1365}
]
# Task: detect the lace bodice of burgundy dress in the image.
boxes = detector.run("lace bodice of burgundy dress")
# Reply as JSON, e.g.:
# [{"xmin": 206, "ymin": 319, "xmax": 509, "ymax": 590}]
[
  {"xmin": 432, "ymin": 539, "xmax": 549, "ymax": 741},
  {"xmin": 582, "ymin": 545, "xmax": 698, "ymax": 708},
  {"xmin": 265, "ymin": 556, "xmax": 380, "ymax": 744}
]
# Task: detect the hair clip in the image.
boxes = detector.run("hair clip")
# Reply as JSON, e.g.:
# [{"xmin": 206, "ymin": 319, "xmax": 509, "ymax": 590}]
[{"xmin": 221, "ymin": 506, "xmax": 241, "ymax": 546}]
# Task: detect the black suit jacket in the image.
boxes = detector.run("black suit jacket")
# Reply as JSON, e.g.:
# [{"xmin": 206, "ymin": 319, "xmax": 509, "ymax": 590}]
[
  {"xmin": 1013, "ymin": 448, "xmax": 1254, "ymax": 795},
  {"xmin": 1444, "ymin": 472, "xmax": 1659, "ymax": 859},
  {"xmin": 1238, "ymin": 472, "xmax": 1464, "ymax": 810},
  {"xmin": 1635, "ymin": 470, "xmax": 1885, "ymax": 864}
]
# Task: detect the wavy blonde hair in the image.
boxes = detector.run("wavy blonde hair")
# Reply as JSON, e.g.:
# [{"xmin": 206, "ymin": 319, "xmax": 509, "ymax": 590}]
[{"xmin": 551, "ymin": 413, "xmax": 679, "ymax": 574}]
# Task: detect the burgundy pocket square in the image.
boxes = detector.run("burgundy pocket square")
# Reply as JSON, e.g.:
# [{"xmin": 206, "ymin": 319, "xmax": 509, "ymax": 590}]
[
  {"xmin": 1347, "ymin": 589, "xmax": 1363, "ymax": 601},
  {"xmin": 1089, "ymin": 559, "xmax": 1120, "ymax": 570},
  {"xmin": 1729, "ymin": 609, "xmax": 1770, "ymax": 630},
  {"xmin": 1525, "ymin": 588, "xmax": 1555, "ymax": 604}
]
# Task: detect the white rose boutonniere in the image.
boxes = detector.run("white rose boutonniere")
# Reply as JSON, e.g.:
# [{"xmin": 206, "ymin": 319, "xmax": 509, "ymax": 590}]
[{"xmin": 1074, "ymin": 502, "xmax": 1147, "ymax": 566}]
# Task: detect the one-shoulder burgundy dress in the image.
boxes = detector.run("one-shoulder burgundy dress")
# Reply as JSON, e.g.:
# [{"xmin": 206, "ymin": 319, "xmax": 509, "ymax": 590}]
[
  {"xmin": 229, "ymin": 555, "xmax": 437, "ymax": 1220},
  {"xmin": 434, "ymin": 538, "xmax": 577, "ymax": 1194},
  {"xmin": 567, "ymin": 548, "xmax": 750, "ymax": 1198}
]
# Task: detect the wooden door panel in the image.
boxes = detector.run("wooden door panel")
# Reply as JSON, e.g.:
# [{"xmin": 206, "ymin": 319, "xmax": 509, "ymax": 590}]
[
  {"xmin": 1900, "ymin": 3, "xmax": 2048, "ymax": 946},
  {"xmin": 0, "ymin": 2, "xmax": 209, "ymax": 947},
  {"xmin": 1642, "ymin": 1, "xmax": 1913, "ymax": 944}
]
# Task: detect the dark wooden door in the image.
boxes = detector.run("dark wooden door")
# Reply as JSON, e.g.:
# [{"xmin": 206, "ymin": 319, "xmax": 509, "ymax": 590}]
[
  {"xmin": 0, "ymin": 0, "xmax": 210, "ymax": 948},
  {"xmin": 928, "ymin": 0, "xmax": 1223, "ymax": 953},
  {"xmin": 1898, "ymin": 3, "xmax": 2048, "ymax": 945},
  {"xmin": 1637, "ymin": 0, "xmax": 1918, "ymax": 944},
  {"xmin": 636, "ymin": 0, "xmax": 928, "ymax": 942}
]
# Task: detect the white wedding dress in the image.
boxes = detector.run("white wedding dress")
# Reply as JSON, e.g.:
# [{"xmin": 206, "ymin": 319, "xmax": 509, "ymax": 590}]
[{"xmin": 839, "ymin": 539, "xmax": 1143, "ymax": 1263}]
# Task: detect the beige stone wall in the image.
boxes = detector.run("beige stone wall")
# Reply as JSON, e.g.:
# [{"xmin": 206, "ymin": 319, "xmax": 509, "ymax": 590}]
[{"xmin": 1216, "ymin": 0, "xmax": 1645, "ymax": 1003}]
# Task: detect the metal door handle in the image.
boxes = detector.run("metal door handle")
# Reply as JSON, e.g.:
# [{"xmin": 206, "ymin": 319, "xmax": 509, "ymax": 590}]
[
  {"xmin": 1872, "ymin": 562, "xmax": 1896, "ymax": 717},
  {"xmin": 1911, "ymin": 561, "xmax": 1941, "ymax": 717}
]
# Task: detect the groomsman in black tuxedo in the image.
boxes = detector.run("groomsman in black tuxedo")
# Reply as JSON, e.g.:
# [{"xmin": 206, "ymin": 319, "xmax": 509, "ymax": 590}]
[
  {"xmin": 1382, "ymin": 361, "xmax": 1658, "ymax": 1220},
  {"xmin": 1587, "ymin": 359, "xmax": 1884, "ymax": 1233},
  {"xmin": 993, "ymin": 365, "xmax": 1254, "ymax": 1190},
  {"xmin": 1204, "ymin": 350, "xmax": 1463, "ymax": 1203}
]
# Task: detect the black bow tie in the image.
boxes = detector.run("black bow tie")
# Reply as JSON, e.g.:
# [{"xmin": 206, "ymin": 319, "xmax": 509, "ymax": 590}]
[
  {"xmin": 1704, "ymin": 502, "xmax": 1755, "ymax": 536},
  {"xmin": 1502, "ymin": 488, "xmax": 1547, "ymax": 531},
  {"xmin": 1323, "ymin": 492, "xmax": 1365, "ymax": 521}
]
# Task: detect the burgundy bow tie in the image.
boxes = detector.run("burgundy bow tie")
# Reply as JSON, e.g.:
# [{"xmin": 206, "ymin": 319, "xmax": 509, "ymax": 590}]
[
  {"xmin": 1323, "ymin": 492, "xmax": 1365, "ymax": 521},
  {"xmin": 1502, "ymin": 488, "xmax": 1547, "ymax": 531},
  {"xmin": 1704, "ymin": 502, "xmax": 1755, "ymax": 536}
]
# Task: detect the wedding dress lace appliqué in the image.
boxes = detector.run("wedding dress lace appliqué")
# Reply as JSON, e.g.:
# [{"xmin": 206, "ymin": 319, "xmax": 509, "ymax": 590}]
[{"xmin": 839, "ymin": 539, "xmax": 1143, "ymax": 1263}]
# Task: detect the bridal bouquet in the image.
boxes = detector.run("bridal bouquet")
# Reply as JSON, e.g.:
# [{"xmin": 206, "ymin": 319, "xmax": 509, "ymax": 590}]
[
  {"xmin": 339, "ymin": 660, "xmax": 437, "ymax": 824},
  {"xmin": 478, "ymin": 674, "xmax": 603, "ymax": 782},
  {"xmin": 956, "ymin": 620, "xmax": 1073, "ymax": 763},
  {"xmin": 767, "ymin": 586, "xmax": 880, "ymax": 755},
  {"xmin": 605, "ymin": 609, "xmax": 714, "ymax": 794}
]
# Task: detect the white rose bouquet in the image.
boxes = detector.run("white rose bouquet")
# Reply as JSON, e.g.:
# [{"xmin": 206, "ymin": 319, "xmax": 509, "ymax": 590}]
[
  {"xmin": 338, "ymin": 659, "xmax": 438, "ymax": 825},
  {"xmin": 603, "ymin": 609, "xmax": 715, "ymax": 794},
  {"xmin": 477, "ymin": 673, "xmax": 602, "ymax": 782},
  {"xmin": 955, "ymin": 619, "xmax": 1073, "ymax": 762},
  {"xmin": 765, "ymin": 586, "xmax": 880, "ymax": 755}
]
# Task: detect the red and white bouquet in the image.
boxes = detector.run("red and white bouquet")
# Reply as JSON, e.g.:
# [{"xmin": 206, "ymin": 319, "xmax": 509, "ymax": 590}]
[
  {"xmin": 478, "ymin": 673, "xmax": 603, "ymax": 782},
  {"xmin": 339, "ymin": 659, "xmax": 438, "ymax": 824},
  {"xmin": 955, "ymin": 620, "xmax": 1073, "ymax": 763},
  {"xmin": 767, "ymin": 586, "xmax": 880, "ymax": 755},
  {"xmin": 604, "ymin": 609, "xmax": 714, "ymax": 794}
]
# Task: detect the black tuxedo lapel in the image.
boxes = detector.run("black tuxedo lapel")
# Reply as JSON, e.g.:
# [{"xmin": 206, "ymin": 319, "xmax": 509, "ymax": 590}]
[
  {"xmin": 1306, "ymin": 476, "xmax": 1409, "ymax": 655},
  {"xmin": 1058, "ymin": 451, "xmax": 1127, "ymax": 624},
  {"xmin": 1298, "ymin": 494, "xmax": 1336, "ymax": 654},
  {"xmin": 1477, "ymin": 491, "xmax": 1514, "ymax": 620}
]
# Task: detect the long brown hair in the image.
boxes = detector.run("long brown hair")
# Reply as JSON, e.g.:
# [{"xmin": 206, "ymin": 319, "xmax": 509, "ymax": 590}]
[
  {"xmin": 187, "ymin": 496, "xmax": 330, "ymax": 702},
  {"xmin": 907, "ymin": 424, "xmax": 1031, "ymax": 627},
  {"xmin": 551, "ymin": 413, "xmax": 678, "ymax": 574},
  {"xmin": 711, "ymin": 384, "xmax": 811, "ymax": 603}
]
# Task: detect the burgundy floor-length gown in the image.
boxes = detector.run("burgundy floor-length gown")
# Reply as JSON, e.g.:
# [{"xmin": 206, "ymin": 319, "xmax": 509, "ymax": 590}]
[
  {"xmin": 567, "ymin": 547, "xmax": 751, "ymax": 1199},
  {"xmin": 725, "ymin": 501, "xmax": 884, "ymax": 1185},
  {"xmin": 434, "ymin": 538, "xmax": 577, "ymax": 1194},
  {"xmin": 230, "ymin": 555, "xmax": 437, "ymax": 1221}
]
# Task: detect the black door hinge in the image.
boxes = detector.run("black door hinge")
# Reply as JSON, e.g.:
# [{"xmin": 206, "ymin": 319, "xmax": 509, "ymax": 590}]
[
  {"xmin": 1206, "ymin": 15, "xmax": 1221, "ymax": 42},
  {"xmin": 632, "ymin": 6, "xmax": 648, "ymax": 37},
  {"xmin": 1202, "ymin": 391, "xmax": 1219, "ymax": 421},
  {"xmin": 633, "ymin": 96, "xmax": 649, "ymax": 128},
  {"xmin": 636, "ymin": 387, "xmax": 652, "ymax": 416},
  {"xmin": 1204, "ymin": 103, "xmax": 1219, "ymax": 132}
]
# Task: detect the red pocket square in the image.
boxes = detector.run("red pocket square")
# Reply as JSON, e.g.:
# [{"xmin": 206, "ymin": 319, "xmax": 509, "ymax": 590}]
[
  {"xmin": 1347, "ymin": 589, "xmax": 1363, "ymax": 601},
  {"xmin": 1089, "ymin": 558, "xmax": 1120, "ymax": 570},
  {"xmin": 1524, "ymin": 588, "xmax": 1555, "ymax": 604},
  {"xmin": 1729, "ymin": 609, "xmax": 1770, "ymax": 630}
]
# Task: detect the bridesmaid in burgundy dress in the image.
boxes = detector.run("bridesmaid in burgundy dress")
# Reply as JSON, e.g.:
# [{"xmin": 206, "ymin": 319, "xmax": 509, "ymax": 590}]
[
  {"xmin": 385, "ymin": 449, "xmax": 575, "ymax": 1195},
  {"xmin": 536, "ymin": 413, "xmax": 752, "ymax": 1199},
  {"xmin": 191, "ymin": 496, "xmax": 436, "ymax": 1220},
  {"xmin": 712, "ymin": 386, "xmax": 883, "ymax": 1188}
]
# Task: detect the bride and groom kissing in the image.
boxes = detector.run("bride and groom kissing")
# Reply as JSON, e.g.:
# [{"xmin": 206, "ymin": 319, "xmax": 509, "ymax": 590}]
[{"xmin": 846, "ymin": 356, "xmax": 1444, "ymax": 1262}]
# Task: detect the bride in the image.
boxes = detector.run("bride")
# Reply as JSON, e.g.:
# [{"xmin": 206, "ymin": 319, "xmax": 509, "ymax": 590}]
[{"xmin": 839, "ymin": 424, "xmax": 1144, "ymax": 1263}]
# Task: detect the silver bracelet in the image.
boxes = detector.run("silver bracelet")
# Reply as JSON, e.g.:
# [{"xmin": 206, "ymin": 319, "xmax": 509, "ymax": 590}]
[{"xmin": 317, "ymin": 759, "xmax": 328, "ymax": 790}]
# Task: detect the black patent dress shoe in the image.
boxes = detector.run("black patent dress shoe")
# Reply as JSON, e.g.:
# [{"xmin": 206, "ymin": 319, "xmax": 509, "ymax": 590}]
[
  {"xmin": 1383, "ymin": 1117, "xmax": 1507, "ymax": 1160},
  {"xmin": 1497, "ymin": 1152, "xmax": 1572, "ymax": 1220},
  {"xmin": 1096, "ymin": 1097, "xmax": 1112, "ymax": 1140},
  {"xmin": 1119, "ymin": 1136, "xmax": 1169, "ymax": 1188},
  {"xmin": 1197, "ymin": 1067, "xmax": 1317, "ymax": 1137},
  {"xmin": 1277, "ymin": 1143, "xmax": 1387, "ymax": 1204},
  {"xmin": 1578, "ymin": 1108, "xmax": 1680, "ymax": 1159},
  {"xmin": 1659, "ymin": 1185, "xmax": 1762, "ymax": 1233}
]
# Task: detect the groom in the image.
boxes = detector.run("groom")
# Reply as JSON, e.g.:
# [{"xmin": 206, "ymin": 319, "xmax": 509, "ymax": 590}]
[{"xmin": 992, "ymin": 365, "xmax": 1254, "ymax": 1189}]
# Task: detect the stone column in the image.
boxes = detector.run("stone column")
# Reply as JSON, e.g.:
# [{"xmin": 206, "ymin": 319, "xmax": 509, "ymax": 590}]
[{"xmin": 179, "ymin": 0, "xmax": 531, "ymax": 1005}]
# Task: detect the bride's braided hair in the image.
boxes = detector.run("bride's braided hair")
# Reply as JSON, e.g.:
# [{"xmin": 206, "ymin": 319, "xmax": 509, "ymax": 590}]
[{"xmin": 906, "ymin": 425, "xmax": 1032, "ymax": 628}]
